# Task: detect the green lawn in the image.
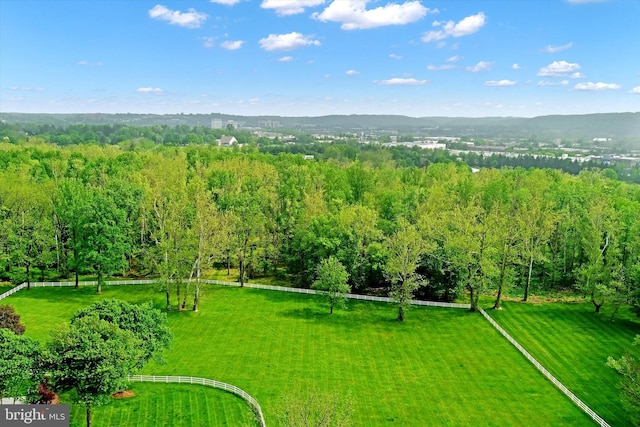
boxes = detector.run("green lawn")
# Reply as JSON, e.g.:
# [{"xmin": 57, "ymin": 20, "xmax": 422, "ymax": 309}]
[
  {"xmin": 488, "ymin": 300, "xmax": 640, "ymax": 427},
  {"xmin": 69, "ymin": 383, "xmax": 255, "ymax": 427},
  {"xmin": 8, "ymin": 284, "xmax": 594, "ymax": 426}
]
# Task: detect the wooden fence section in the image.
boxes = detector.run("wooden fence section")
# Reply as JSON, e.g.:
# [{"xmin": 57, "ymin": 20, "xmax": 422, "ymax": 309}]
[
  {"xmin": 128, "ymin": 375, "xmax": 266, "ymax": 427},
  {"xmin": 478, "ymin": 308, "xmax": 610, "ymax": 427}
]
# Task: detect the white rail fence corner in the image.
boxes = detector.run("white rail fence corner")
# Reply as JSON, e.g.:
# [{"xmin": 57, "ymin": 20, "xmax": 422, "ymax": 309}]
[
  {"xmin": 478, "ymin": 308, "xmax": 610, "ymax": 427},
  {"xmin": 128, "ymin": 375, "xmax": 266, "ymax": 427}
]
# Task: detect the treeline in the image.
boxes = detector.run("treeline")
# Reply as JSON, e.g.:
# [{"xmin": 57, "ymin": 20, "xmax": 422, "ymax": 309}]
[
  {"xmin": 3, "ymin": 122, "xmax": 640, "ymax": 183},
  {"xmin": 1, "ymin": 140, "xmax": 639, "ymax": 315}
]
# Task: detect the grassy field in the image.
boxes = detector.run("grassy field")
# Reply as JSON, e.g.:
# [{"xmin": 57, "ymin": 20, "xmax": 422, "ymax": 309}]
[
  {"xmin": 68, "ymin": 383, "xmax": 255, "ymax": 427},
  {"xmin": 488, "ymin": 300, "xmax": 640, "ymax": 427},
  {"xmin": 7, "ymin": 284, "xmax": 597, "ymax": 426}
]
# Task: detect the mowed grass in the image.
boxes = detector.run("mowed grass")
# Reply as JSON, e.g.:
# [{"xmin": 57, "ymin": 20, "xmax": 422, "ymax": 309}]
[
  {"xmin": 68, "ymin": 383, "xmax": 255, "ymax": 427},
  {"xmin": 8, "ymin": 284, "xmax": 592, "ymax": 426},
  {"xmin": 488, "ymin": 300, "xmax": 640, "ymax": 427}
]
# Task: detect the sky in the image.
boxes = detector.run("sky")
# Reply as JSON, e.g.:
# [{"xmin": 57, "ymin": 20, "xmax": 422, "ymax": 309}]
[{"xmin": 1, "ymin": 0, "xmax": 639, "ymax": 117}]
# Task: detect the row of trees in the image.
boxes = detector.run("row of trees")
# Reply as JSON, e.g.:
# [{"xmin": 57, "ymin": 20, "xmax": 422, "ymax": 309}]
[
  {"xmin": 0, "ymin": 300, "xmax": 171, "ymax": 427},
  {"xmin": 1, "ymin": 141, "xmax": 639, "ymax": 318}
]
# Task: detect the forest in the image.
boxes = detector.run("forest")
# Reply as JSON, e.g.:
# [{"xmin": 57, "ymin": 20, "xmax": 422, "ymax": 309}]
[{"xmin": 1, "ymin": 128, "xmax": 640, "ymax": 316}]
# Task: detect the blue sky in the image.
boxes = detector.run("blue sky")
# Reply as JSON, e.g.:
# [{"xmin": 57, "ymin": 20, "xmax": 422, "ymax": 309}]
[{"xmin": 1, "ymin": 0, "xmax": 639, "ymax": 117}]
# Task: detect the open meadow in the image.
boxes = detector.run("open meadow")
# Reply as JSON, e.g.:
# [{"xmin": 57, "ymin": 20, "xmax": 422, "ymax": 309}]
[{"xmin": 5, "ymin": 283, "xmax": 625, "ymax": 426}]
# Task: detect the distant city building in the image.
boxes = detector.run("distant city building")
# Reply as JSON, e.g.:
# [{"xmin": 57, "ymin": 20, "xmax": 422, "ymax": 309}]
[
  {"xmin": 259, "ymin": 120, "xmax": 281, "ymax": 129},
  {"xmin": 211, "ymin": 118, "xmax": 223, "ymax": 129}
]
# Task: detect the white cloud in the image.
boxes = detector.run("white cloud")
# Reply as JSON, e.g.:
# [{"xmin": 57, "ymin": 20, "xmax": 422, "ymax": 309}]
[
  {"xmin": 512, "ymin": 63, "xmax": 521, "ymax": 69},
  {"xmin": 148, "ymin": 5, "xmax": 207, "ymax": 29},
  {"xmin": 345, "ymin": 69, "xmax": 360, "ymax": 75},
  {"xmin": 259, "ymin": 32, "xmax": 320, "ymax": 51},
  {"xmin": 262, "ymin": 0, "xmax": 325, "ymax": 16},
  {"xmin": 630, "ymin": 86, "xmax": 640, "ymax": 94},
  {"xmin": 484, "ymin": 80, "xmax": 517, "ymax": 86},
  {"xmin": 466, "ymin": 61, "xmax": 493, "ymax": 72},
  {"xmin": 136, "ymin": 87, "xmax": 164, "ymax": 94},
  {"xmin": 447, "ymin": 55, "xmax": 463, "ymax": 62},
  {"xmin": 537, "ymin": 60, "xmax": 581, "ymax": 77},
  {"xmin": 422, "ymin": 12, "xmax": 486, "ymax": 42},
  {"xmin": 220, "ymin": 40, "xmax": 244, "ymax": 50},
  {"xmin": 542, "ymin": 42, "xmax": 573, "ymax": 53},
  {"xmin": 314, "ymin": 0, "xmax": 432, "ymax": 30},
  {"xmin": 427, "ymin": 64, "xmax": 456, "ymax": 71},
  {"xmin": 374, "ymin": 78, "xmax": 429, "ymax": 86},
  {"xmin": 211, "ymin": 0, "xmax": 241, "ymax": 5},
  {"xmin": 571, "ymin": 72, "xmax": 586, "ymax": 79},
  {"xmin": 278, "ymin": 56, "xmax": 294, "ymax": 62},
  {"xmin": 574, "ymin": 82, "xmax": 621, "ymax": 91},
  {"xmin": 10, "ymin": 86, "xmax": 45, "ymax": 92},
  {"xmin": 538, "ymin": 80, "xmax": 569, "ymax": 86},
  {"xmin": 202, "ymin": 37, "xmax": 215, "ymax": 48},
  {"xmin": 77, "ymin": 60, "xmax": 103, "ymax": 67},
  {"xmin": 390, "ymin": 54, "xmax": 403, "ymax": 60}
]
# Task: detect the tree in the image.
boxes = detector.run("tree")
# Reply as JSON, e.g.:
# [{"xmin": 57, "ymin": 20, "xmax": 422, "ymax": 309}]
[
  {"xmin": 70, "ymin": 299, "xmax": 172, "ymax": 369},
  {"xmin": 312, "ymin": 256, "xmax": 350, "ymax": 314},
  {"xmin": 384, "ymin": 219, "xmax": 427, "ymax": 321},
  {"xmin": 607, "ymin": 335, "xmax": 640, "ymax": 424},
  {"xmin": 0, "ymin": 328, "xmax": 40, "ymax": 401},
  {"xmin": 42, "ymin": 315, "xmax": 144, "ymax": 427},
  {"xmin": 277, "ymin": 387, "xmax": 352, "ymax": 427},
  {"xmin": 83, "ymin": 190, "xmax": 129, "ymax": 293},
  {"xmin": 0, "ymin": 304, "xmax": 26, "ymax": 335}
]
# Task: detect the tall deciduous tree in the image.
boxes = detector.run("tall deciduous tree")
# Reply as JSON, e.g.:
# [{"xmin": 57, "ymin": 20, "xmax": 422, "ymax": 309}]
[
  {"xmin": 312, "ymin": 256, "xmax": 350, "ymax": 314},
  {"xmin": 384, "ymin": 218, "xmax": 427, "ymax": 321},
  {"xmin": 83, "ymin": 190, "xmax": 129, "ymax": 293}
]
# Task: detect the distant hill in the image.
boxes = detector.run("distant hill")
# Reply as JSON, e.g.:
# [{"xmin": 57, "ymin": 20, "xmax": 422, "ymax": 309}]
[{"xmin": 1, "ymin": 112, "xmax": 638, "ymax": 139}]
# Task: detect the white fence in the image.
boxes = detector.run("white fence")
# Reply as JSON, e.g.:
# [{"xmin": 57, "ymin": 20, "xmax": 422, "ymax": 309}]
[
  {"xmin": 128, "ymin": 375, "xmax": 265, "ymax": 427},
  {"xmin": 204, "ymin": 279, "xmax": 472, "ymax": 309},
  {"xmin": 0, "ymin": 283, "xmax": 26, "ymax": 301},
  {"xmin": 479, "ymin": 308, "xmax": 610, "ymax": 427}
]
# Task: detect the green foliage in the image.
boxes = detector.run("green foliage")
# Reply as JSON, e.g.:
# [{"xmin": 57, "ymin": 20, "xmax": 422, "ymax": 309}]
[
  {"xmin": 312, "ymin": 256, "xmax": 350, "ymax": 314},
  {"xmin": 277, "ymin": 386, "xmax": 352, "ymax": 427},
  {"xmin": 42, "ymin": 315, "xmax": 143, "ymax": 426},
  {"xmin": 607, "ymin": 335, "xmax": 640, "ymax": 423},
  {"xmin": 71, "ymin": 299, "xmax": 172, "ymax": 369},
  {"xmin": 0, "ymin": 328, "xmax": 40, "ymax": 400}
]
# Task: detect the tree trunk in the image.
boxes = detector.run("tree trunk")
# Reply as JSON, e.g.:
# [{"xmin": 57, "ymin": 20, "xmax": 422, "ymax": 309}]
[
  {"xmin": 86, "ymin": 403, "xmax": 91, "ymax": 427},
  {"xmin": 239, "ymin": 258, "xmax": 245, "ymax": 287},
  {"xmin": 330, "ymin": 299, "xmax": 334, "ymax": 315},
  {"xmin": 176, "ymin": 280, "xmax": 182, "ymax": 311},
  {"xmin": 26, "ymin": 262, "xmax": 31, "ymax": 290},
  {"xmin": 493, "ymin": 246, "xmax": 509, "ymax": 310},
  {"xmin": 397, "ymin": 305, "xmax": 405, "ymax": 322},
  {"xmin": 523, "ymin": 254, "xmax": 534, "ymax": 302},
  {"xmin": 469, "ymin": 286, "xmax": 477, "ymax": 312},
  {"xmin": 75, "ymin": 269, "xmax": 79, "ymax": 289},
  {"xmin": 96, "ymin": 269, "xmax": 102, "ymax": 294}
]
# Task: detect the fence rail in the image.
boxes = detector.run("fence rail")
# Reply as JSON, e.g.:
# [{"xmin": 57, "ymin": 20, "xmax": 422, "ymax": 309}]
[
  {"xmin": 128, "ymin": 375, "xmax": 265, "ymax": 427},
  {"xmin": 204, "ymin": 279, "xmax": 472, "ymax": 309},
  {"xmin": 0, "ymin": 283, "xmax": 26, "ymax": 302},
  {"xmin": 479, "ymin": 308, "xmax": 610, "ymax": 427}
]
